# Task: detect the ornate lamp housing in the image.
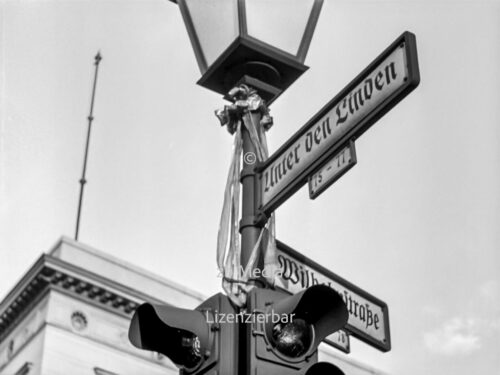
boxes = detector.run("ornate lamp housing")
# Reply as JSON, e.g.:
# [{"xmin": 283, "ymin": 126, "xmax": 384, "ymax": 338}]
[{"xmin": 171, "ymin": 0, "xmax": 324, "ymax": 103}]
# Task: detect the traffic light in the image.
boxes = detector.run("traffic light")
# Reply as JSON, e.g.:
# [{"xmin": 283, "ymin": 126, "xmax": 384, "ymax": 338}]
[
  {"xmin": 245, "ymin": 284, "xmax": 348, "ymax": 374},
  {"xmin": 128, "ymin": 293, "xmax": 238, "ymax": 374}
]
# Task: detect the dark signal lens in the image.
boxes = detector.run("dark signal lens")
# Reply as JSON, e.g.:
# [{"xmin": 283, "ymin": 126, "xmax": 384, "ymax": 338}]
[
  {"xmin": 272, "ymin": 318, "xmax": 313, "ymax": 358},
  {"xmin": 179, "ymin": 333, "xmax": 202, "ymax": 369}
]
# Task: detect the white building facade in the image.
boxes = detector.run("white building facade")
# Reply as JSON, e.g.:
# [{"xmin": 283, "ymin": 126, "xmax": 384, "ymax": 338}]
[{"xmin": 0, "ymin": 237, "xmax": 387, "ymax": 375}]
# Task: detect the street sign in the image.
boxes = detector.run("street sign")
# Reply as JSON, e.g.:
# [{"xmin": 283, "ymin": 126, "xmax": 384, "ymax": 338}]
[
  {"xmin": 258, "ymin": 31, "xmax": 419, "ymax": 215},
  {"xmin": 275, "ymin": 240, "xmax": 391, "ymax": 352},
  {"xmin": 324, "ymin": 330, "xmax": 350, "ymax": 354},
  {"xmin": 308, "ymin": 140, "xmax": 357, "ymax": 199}
]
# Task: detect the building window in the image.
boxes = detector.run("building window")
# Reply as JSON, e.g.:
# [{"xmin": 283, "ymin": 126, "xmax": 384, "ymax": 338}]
[
  {"xmin": 94, "ymin": 367, "xmax": 118, "ymax": 375},
  {"xmin": 14, "ymin": 362, "xmax": 33, "ymax": 375}
]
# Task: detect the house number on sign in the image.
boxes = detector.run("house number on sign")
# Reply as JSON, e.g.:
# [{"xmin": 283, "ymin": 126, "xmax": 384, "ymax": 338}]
[{"xmin": 308, "ymin": 141, "xmax": 357, "ymax": 199}]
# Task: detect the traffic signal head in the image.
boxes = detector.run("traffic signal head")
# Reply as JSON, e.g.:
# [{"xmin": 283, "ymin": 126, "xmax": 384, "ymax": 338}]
[
  {"xmin": 129, "ymin": 303, "xmax": 211, "ymax": 371},
  {"xmin": 128, "ymin": 293, "xmax": 237, "ymax": 374},
  {"xmin": 266, "ymin": 284, "xmax": 348, "ymax": 356},
  {"xmin": 247, "ymin": 284, "xmax": 348, "ymax": 374}
]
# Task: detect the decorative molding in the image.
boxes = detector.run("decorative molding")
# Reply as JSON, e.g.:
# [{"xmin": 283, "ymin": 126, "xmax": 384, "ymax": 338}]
[
  {"xmin": 0, "ymin": 274, "xmax": 46, "ymax": 343},
  {"xmin": 70, "ymin": 311, "xmax": 88, "ymax": 331},
  {"xmin": 51, "ymin": 236, "xmax": 206, "ymax": 302},
  {"xmin": 40, "ymin": 268, "xmax": 139, "ymax": 315},
  {"xmin": 0, "ymin": 261, "xmax": 140, "ymax": 343}
]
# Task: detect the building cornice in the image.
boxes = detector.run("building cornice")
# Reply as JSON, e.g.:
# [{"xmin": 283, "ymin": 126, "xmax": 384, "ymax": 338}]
[
  {"xmin": 51, "ymin": 236, "xmax": 206, "ymax": 302},
  {"xmin": 0, "ymin": 254, "xmax": 152, "ymax": 343}
]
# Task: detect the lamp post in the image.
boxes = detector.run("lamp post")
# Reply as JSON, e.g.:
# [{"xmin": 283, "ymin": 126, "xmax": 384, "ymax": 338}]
[
  {"xmin": 131, "ymin": 4, "xmax": 417, "ymax": 373},
  {"xmin": 171, "ymin": 0, "xmax": 324, "ymax": 274},
  {"xmin": 128, "ymin": 3, "xmax": 353, "ymax": 374}
]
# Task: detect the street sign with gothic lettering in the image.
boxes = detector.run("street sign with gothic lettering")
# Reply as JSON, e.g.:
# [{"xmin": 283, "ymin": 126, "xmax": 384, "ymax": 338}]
[
  {"xmin": 258, "ymin": 31, "xmax": 419, "ymax": 215},
  {"xmin": 275, "ymin": 240, "xmax": 391, "ymax": 352}
]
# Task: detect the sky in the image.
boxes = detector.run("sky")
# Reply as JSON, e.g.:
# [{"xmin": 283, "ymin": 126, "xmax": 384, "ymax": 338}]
[{"xmin": 1, "ymin": 0, "xmax": 500, "ymax": 374}]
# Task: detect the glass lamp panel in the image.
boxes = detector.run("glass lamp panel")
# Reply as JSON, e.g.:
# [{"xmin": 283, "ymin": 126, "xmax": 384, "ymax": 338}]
[
  {"xmin": 184, "ymin": 0, "xmax": 239, "ymax": 70},
  {"xmin": 245, "ymin": 0, "xmax": 315, "ymax": 58}
]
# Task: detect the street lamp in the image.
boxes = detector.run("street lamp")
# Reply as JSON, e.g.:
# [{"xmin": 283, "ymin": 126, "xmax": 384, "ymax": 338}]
[
  {"xmin": 171, "ymin": 0, "xmax": 324, "ymax": 103},
  {"xmin": 167, "ymin": 0, "xmax": 325, "ymax": 278},
  {"xmin": 130, "ymin": 2, "xmax": 348, "ymax": 373},
  {"xmin": 131, "ymin": 3, "xmax": 418, "ymax": 372}
]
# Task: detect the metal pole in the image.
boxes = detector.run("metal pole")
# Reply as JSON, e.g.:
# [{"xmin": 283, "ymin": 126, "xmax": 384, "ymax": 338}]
[
  {"xmin": 239, "ymin": 111, "xmax": 265, "ymax": 375},
  {"xmin": 75, "ymin": 52, "xmax": 102, "ymax": 241},
  {"xmin": 217, "ymin": 86, "xmax": 272, "ymax": 373},
  {"xmin": 239, "ymin": 110, "xmax": 265, "ymax": 279}
]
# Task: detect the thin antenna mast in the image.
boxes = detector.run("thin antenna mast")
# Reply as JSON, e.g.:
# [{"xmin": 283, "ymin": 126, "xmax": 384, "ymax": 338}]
[{"xmin": 75, "ymin": 51, "xmax": 102, "ymax": 241}]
